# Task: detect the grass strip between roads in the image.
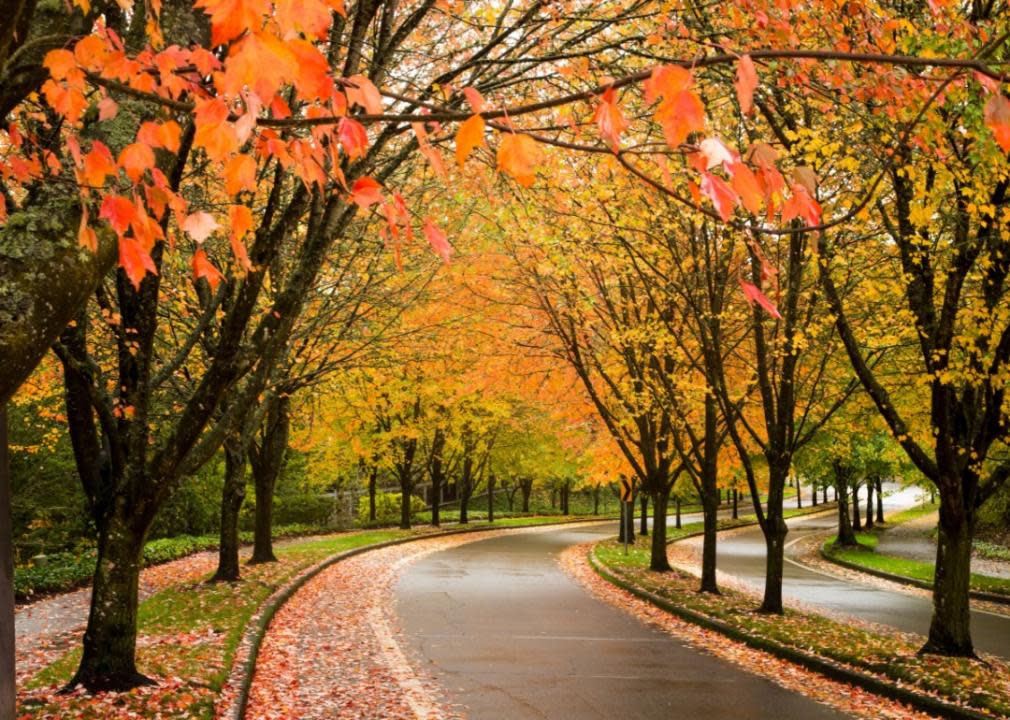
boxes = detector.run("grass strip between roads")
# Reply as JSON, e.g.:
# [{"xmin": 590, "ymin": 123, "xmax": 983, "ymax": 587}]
[
  {"xmin": 18, "ymin": 514, "xmax": 611, "ymax": 720},
  {"xmin": 590, "ymin": 539, "xmax": 1010, "ymax": 720}
]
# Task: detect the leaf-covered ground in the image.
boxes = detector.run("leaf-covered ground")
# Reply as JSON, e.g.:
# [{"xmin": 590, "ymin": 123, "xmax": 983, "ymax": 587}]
[{"xmin": 581, "ymin": 538, "xmax": 1010, "ymax": 718}]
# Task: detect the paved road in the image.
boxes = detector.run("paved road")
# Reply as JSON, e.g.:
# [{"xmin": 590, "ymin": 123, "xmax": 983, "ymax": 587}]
[
  {"xmin": 395, "ymin": 523, "xmax": 845, "ymax": 720},
  {"xmin": 709, "ymin": 487, "xmax": 1010, "ymax": 658}
]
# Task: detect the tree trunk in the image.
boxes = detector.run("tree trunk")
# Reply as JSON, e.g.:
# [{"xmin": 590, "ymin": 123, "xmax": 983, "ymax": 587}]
[
  {"xmin": 431, "ymin": 473, "xmax": 442, "ymax": 527},
  {"xmin": 249, "ymin": 397, "xmax": 289, "ymax": 564},
  {"xmin": 487, "ymin": 474, "xmax": 496, "ymax": 523},
  {"xmin": 399, "ymin": 479, "xmax": 412, "ymax": 530},
  {"xmin": 876, "ymin": 477, "xmax": 884, "ymax": 523},
  {"xmin": 0, "ymin": 406, "xmax": 13, "ymax": 719},
  {"xmin": 852, "ymin": 483, "xmax": 862, "ymax": 531},
  {"xmin": 618, "ymin": 499, "xmax": 635, "ymax": 544},
  {"xmin": 797, "ymin": 479, "xmax": 802, "ymax": 508},
  {"xmin": 675, "ymin": 497, "xmax": 682, "ymax": 529},
  {"xmin": 649, "ymin": 488, "xmax": 670, "ymax": 571},
  {"xmin": 520, "ymin": 478, "xmax": 532, "ymax": 513},
  {"xmin": 835, "ymin": 463, "xmax": 857, "ymax": 546},
  {"xmin": 922, "ymin": 494, "xmax": 975, "ymax": 656},
  {"xmin": 212, "ymin": 440, "xmax": 246, "ymax": 582},
  {"xmin": 68, "ymin": 509, "xmax": 153, "ymax": 690},
  {"xmin": 759, "ymin": 516, "xmax": 788, "ymax": 614},
  {"xmin": 732, "ymin": 489, "xmax": 738, "ymax": 519},
  {"xmin": 639, "ymin": 493, "xmax": 648, "ymax": 535},
  {"xmin": 823, "ymin": 484, "xmax": 828, "ymax": 504},
  {"xmin": 812, "ymin": 483, "xmax": 818, "ymax": 506},
  {"xmin": 593, "ymin": 485, "xmax": 600, "ymax": 515},
  {"xmin": 865, "ymin": 480, "xmax": 874, "ymax": 529},
  {"xmin": 368, "ymin": 466, "xmax": 377, "ymax": 523}
]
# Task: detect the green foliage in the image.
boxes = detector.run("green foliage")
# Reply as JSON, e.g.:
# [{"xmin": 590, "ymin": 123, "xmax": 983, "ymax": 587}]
[
  {"xmin": 356, "ymin": 492, "xmax": 425, "ymax": 524},
  {"xmin": 14, "ymin": 523, "xmax": 325, "ymax": 602}
]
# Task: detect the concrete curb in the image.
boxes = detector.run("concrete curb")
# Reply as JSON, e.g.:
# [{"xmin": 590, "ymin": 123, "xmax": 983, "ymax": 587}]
[
  {"xmin": 819, "ymin": 548, "xmax": 1010, "ymax": 607},
  {"xmin": 587, "ymin": 549, "xmax": 997, "ymax": 720},
  {"xmin": 662, "ymin": 502, "xmax": 839, "ymax": 546},
  {"xmin": 216, "ymin": 516, "xmax": 614, "ymax": 720}
]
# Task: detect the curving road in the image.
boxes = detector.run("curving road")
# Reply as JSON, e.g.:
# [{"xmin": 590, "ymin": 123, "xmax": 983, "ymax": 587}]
[
  {"xmin": 707, "ymin": 486, "xmax": 1010, "ymax": 659},
  {"xmin": 395, "ymin": 523, "xmax": 845, "ymax": 720}
]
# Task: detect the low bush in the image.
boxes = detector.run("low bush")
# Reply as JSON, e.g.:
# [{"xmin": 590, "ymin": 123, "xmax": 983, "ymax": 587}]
[
  {"xmin": 357, "ymin": 492, "xmax": 425, "ymax": 524},
  {"xmin": 14, "ymin": 523, "xmax": 328, "ymax": 602}
]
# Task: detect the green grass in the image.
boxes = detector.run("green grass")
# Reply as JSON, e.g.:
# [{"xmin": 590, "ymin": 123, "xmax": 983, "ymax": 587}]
[
  {"xmin": 881, "ymin": 501, "xmax": 938, "ymax": 527},
  {"xmin": 823, "ymin": 532, "xmax": 1010, "ymax": 597},
  {"xmin": 594, "ymin": 539, "xmax": 1010, "ymax": 718}
]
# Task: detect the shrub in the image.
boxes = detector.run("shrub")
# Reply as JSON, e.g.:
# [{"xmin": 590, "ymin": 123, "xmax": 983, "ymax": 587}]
[{"xmin": 357, "ymin": 492, "xmax": 425, "ymax": 524}]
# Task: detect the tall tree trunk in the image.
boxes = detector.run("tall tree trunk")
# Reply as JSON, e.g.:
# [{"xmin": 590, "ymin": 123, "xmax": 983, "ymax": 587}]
[
  {"xmin": 368, "ymin": 466, "xmax": 377, "ymax": 523},
  {"xmin": 431, "ymin": 473, "xmax": 442, "ymax": 527},
  {"xmin": 399, "ymin": 477, "xmax": 412, "ymax": 530},
  {"xmin": 760, "ymin": 516, "xmax": 788, "ymax": 614},
  {"xmin": 69, "ymin": 508, "xmax": 153, "ymax": 690},
  {"xmin": 212, "ymin": 440, "xmax": 246, "ymax": 582},
  {"xmin": 649, "ymin": 487, "xmax": 670, "ymax": 571},
  {"xmin": 865, "ymin": 480, "xmax": 874, "ymax": 529},
  {"xmin": 876, "ymin": 477, "xmax": 884, "ymax": 523},
  {"xmin": 823, "ymin": 484, "xmax": 828, "ymax": 504},
  {"xmin": 618, "ymin": 498, "xmax": 635, "ymax": 544},
  {"xmin": 520, "ymin": 478, "xmax": 532, "ymax": 513},
  {"xmin": 487, "ymin": 474, "xmax": 496, "ymax": 523},
  {"xmin": 812, "ymin": 483, "xmax": 818, "ymax": 506},
  {"xmin": 0, "ymin": 406, "xmax": 13, "ymax": 719},
  {"xmin": 593, "ymin": 485, "xmax": 600, "ymax": 515},
  {"xmin": 796, "ymin": 478, "xmax": 802, "ymax": 508},
  {"xmin": 923, "ymin": 492, "xmax": 975, "ymax": 656},
  {"xmin": 639, "ymin": 493, "xmax": 648, "ymax": 535},
  {"xmin": 249, "ymin": 397, "xmax": 289, "ymax": 564},
  {"xmin": 852, "ymin": 483, "xmax": 862, "ymax": 531},
  {"xmin": 732, "ymin": 489, "xmax": 739, "ymax": 519},
  {"xmin": 834, "ymin": 462, "xmax": 857, "ymax": 546}
]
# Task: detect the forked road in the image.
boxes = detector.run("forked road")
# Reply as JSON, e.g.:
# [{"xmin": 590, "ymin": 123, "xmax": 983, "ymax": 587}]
[
  {"xmin": 710, "ymin": 488, "xmax": 1010, "ymax": 659},
  {"xmin": 395, "ymin": 522, "xmax": 844, "ymax": 720}
]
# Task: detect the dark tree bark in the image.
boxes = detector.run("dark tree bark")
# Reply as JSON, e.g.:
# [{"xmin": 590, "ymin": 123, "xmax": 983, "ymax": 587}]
[
  {"xmin": 520, "ymin": 477, "xmax": 533, "ymax": 513},
  {"xmin": 592, "ymin": 485, "xmax": 600, "ymax": 515},
  {"xmin": 368, "ymin": 465, "xmax": 378, "ymax": 523},
  {"xmin": 248, "ymin": 397, "xmax": 289, "ymax": 564},
  {"xmin": 797, "ymin": 479, "xmax": 803, "ymax": 508},
  {"xmin": 428, "ymin": 428, "xmax": 446, "ymax": 527},
  {"xmin": 487, "ymin": 473, "xmax": 496, "ymax": 523},
  {"xmin": 212, "ymin": 439, "xmax": 246, "ymax": 582},
  {"xmin": 852, "ymin": 482, "xmax": 862, "ymax": 532},
  {"xmin": 0, "ymin": 406, "xmax": 13, "ymax": 719},
  {"xmin": 865, "ymin": 479, "xmax": 875, "ymax": 529},
  {"xmin": 675, "ymin": 496, "xmax": 682, "ymax": 529},
  {"xmin": 732, "ymin": 489, "xmax": 739, "ymax": 519},
  {"xmin": 649, "ymin": 488, "xmax": 670, "ymax": 571},
  {"xmin": 834, "ymin": 460, "xmax": 858, "ymax": 546},
  {"xmin": 876, "ymin": 477, "xmax": 884, "ymax": 523},
  {"xmin": 639, "ymin": 493, "xmax": 648, "ymax": 535},
  {"xmin": 924, "ymin": 495, "xmax": 975, "ymax": 655}
]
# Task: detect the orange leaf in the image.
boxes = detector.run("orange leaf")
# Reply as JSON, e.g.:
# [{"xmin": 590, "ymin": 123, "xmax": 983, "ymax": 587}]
[
  {"xmin": 345, "ymin": 74, "xmax": 383, "ymax": 114},
  {"xmin": 655, "ymin": 90, "xmax": 705, "ymax": 148},
  {"xmin": 193, "ymin": 0, "xmax": 270, "ymax": 46},
  {"xmin": 643, "ymin": 65, "xmax": 692, "ymax": 105},
  {"xmin": 192, "ymin": 247, "xmax": 224, "ymax": 291},
  {"xmin": 224, "ymin": 154, "xmax": 257, "ymax": 196},
  {"xmin": 594, "ymin": 87, "xmax": 628, "ymax": 152},
  {"xmin": 137, "ymin": 120, "xmax": 182, "ymax": 152},
  {"xmin": 351, "ymin": 176, "xmax": 383, "ymax": 208},
  {"xmin": 496, "ymin": 133, "xmax": 541, "ymax": 187},
  {"xmin": 728, "ymin": 161, "xmax": 763, "ymax": 214},
  {"xmin": 338, "ymin": 117, "xmax": 369, "ymax": 159},
  {"xmin": 423, "ymin": 218, "xmax": 452, "ymax": 263},
  {"xmin": 734, "ymin": 54, "xmax": 758, "ymax": 115},
  {"xmin": 463, "ymin": 87, "xmax": 486, "ymax": 114},
  {"xmin": 81, "ymin": 141, "xmax": 118, "ymax": 187},
  {"xmin": 119, "ymin": 236, "xmax": 157, "ymax": 290},
  {"xmin": 43, "ymin": 49, "xmax": 77, "ymax": 80},
  {"xmin": 455, "ymin": 114, "xmax": 485, "ymax": 167},
  {"xmin": 100, "ymin": 195, "xmax": 138, "ymax": 235},
  {"xmin": 78, "ymin": 207, "xmax": 98, "ymax": 252},
  {"xmin": 984, "ymin": 94, "xmax": 1010, "ymax": 153},
  {"xmin": 229, "ymin": 204, "xmax": 254, "ymax": 272},
  {"xmin": 739, "ymin": 278, "xmax": 782, "ymax": 319},
  {"xmin": 700, "ymin": 172, "xmax": 738, "ymax": 221},
  {"xmin": 781, "ymin": 183, "xmax": 822, "ymax": 226},
  {"xmin": 118, "ymin": 143, "xmax": 154, "ymax": 182}
]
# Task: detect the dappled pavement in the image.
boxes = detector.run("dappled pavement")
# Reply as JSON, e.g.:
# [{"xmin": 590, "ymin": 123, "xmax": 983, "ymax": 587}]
[{"xmin": 395, "ymin": 523, "xmax": 848, "ymax": 720}]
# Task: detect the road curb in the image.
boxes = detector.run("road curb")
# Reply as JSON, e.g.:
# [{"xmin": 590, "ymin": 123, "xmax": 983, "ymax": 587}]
[
  {"xmin": 819, "ymin": 548, "xmax": 1010, "ymax": 607},
  {"xmin": 587, "ymin": 549, "xmax": 996, "ymax": 720},
  {"xmin": 662, "ymin": 503, "xmax": 839, "ymax": 546},
  {"xmin": 217, "ymin": 516, "xmax": 613, "ymax": 720}
]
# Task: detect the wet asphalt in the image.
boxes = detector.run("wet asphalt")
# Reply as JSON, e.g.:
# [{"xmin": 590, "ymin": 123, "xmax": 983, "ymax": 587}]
[{"xmin": 395, "ymin": 522, "xmax": 846, "ymax": 720}]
